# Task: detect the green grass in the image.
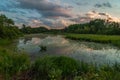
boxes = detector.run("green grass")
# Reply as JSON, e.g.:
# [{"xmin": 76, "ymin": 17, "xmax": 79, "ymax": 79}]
[
  {"xmin": 30, "ymin": 56, "xmax": 80, "ymax": 80},
  {"xmin": 24, "ymin": 56, "xmax": 120, "ymax": 80},
  {"xmin": 0, "ymin": 39, "xmax": 12, "ymax": 46},
  {"xmin": 0, "ymin": 47, "xmax": 30, "ymax": 80},
  {"xmin": 65, "ymin": 34, "xmax": 120, "ymax": 48},
  {"xmin": 0, "ymin": 50, "xmax": 120, "ymax": 80}
]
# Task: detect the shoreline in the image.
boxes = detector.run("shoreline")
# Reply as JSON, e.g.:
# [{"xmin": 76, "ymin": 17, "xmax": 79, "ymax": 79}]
[{"xmin": 65, "ymin": 33, "xmax": 120, "ymax": 48}]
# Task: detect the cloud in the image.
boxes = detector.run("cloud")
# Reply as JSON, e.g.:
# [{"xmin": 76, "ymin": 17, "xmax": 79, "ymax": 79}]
[
  {"xmin": 67, "ymin": 11, "xmax": 120, "ymax": 25},
  {"xmin": 86, "ymin": 11, "xmax": 100, "ymax": 18},
  {"xmin": 70, "ymin": 16, "xmax": 91, "ymax": 24},
  {"xmin": 86, "ymin": 11, "xmax": 120, "ymax": 22},
  {"xmin": 16, "ymin": 0, "xmax": 73, "ymax": 18},
  {"xmin": 0, "ymin": 11, "xmax": 4, "ymax": 14},
  {"xmin": 75, "ymin": 2, "xmax": 88, "ymax": 6},
  {"xmin": 94, "ymin": 2, "xmax": 112, "ymax": 8},
  {"xmin": 37, "ymin": 18, "xmax": 75, "ymax": 29},
  {"xmin": 52, "ymin": 19, "xmax": 75, "ymax": 29},
  {"xmin": 28, "ymin": 20, "xmax": 42, "ymax": 27}
]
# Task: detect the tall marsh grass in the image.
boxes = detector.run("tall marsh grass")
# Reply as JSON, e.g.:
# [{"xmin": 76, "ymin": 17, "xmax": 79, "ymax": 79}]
[
  {"xmin": 65, "ymin": 34, "xmax": 120, "ymax": 48},
  {"xmin": 0, "ymin": 39, "xmax": 12, "ymax": 46},
  {"xmin": 0, "ymin": 47, "xmax": 30, "ymax": 80},
  {"xmin": 0, "ymin": 52, "xmax": 120, "ymax": 80}
]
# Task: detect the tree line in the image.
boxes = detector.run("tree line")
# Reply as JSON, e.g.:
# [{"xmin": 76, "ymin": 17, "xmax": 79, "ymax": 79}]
[
  {"xmin": 21, "ymin": 19, "xmax": 120, "ymax": 35},
  {"xmin": 0, "ymin": 15, "xmax": 22, "ymax": 39},
  {"xmin": 20, "ymin": 24, "xmax": 49, "ymax": 34},
  {"xmin": 64, "ymin": 19, "xmax": 120, "ymax": 35}
]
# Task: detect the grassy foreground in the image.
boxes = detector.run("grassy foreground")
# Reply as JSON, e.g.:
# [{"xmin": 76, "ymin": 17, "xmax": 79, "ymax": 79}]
[
  {"xmin": 0, "ymin": 47, "xmax": 30, "ymax": 80},
  {"xmin": 65, "ymin": 34, "xmax": 120, "ymax": 48},
  {"xmin": 0, "ymin": 39, "xmax": 13, "ymax": 46},
  {"xmin": 0, "ymin": 46, "xmax": 120, "ymax": 80}
]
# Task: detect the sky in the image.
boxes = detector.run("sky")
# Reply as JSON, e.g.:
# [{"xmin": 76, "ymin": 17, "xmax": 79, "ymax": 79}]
[{"xmin": 0, "ymin": 0, "xmax": 120, "ymax": 29}]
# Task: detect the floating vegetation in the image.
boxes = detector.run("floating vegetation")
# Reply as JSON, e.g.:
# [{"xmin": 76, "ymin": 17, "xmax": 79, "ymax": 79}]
[{"xmin": 39, "ymin": 45, "xmax": 47, "ymax": 52}]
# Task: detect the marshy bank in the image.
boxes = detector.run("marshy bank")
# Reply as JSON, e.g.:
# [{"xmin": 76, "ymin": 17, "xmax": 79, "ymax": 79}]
[{"xmin": 65, "ymin": 34, "xmax": 120, "ymax": 48}]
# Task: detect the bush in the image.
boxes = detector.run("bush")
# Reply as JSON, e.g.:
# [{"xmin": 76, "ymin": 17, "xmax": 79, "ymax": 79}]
[
  {"xmin": 30, "ymin": 56, "xmax": 79, "ymax": 80},
  {"xmin": 0, "ymin": 48, "xmax": 30, "ymax": 80}
]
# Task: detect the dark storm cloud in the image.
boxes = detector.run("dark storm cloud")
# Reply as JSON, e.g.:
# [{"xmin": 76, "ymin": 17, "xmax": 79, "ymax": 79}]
[
  {"xmin": 16, "ymin": 0, "xmax": 73, "ymax": 18},
  {"xmin": 95, "ymin": 2, "xmax": 112, "ymax": 8}
]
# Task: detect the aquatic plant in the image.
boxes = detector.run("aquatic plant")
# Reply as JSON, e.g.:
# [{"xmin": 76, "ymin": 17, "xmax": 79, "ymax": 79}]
[{"xmin": 39, "ymin": 45, "xmax": 47, "ymax": 52}]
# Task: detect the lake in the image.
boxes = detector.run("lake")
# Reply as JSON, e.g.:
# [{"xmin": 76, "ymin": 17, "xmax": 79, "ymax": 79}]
[{"xmin": 14, "ymin": 34, "xmax": 120, "ymax": 65}]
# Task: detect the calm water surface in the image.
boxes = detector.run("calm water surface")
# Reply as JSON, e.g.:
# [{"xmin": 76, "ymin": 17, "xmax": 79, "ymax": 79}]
[{"xmin": 15, "ymin": 34, "xmax": 120, "ymax": 65}]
